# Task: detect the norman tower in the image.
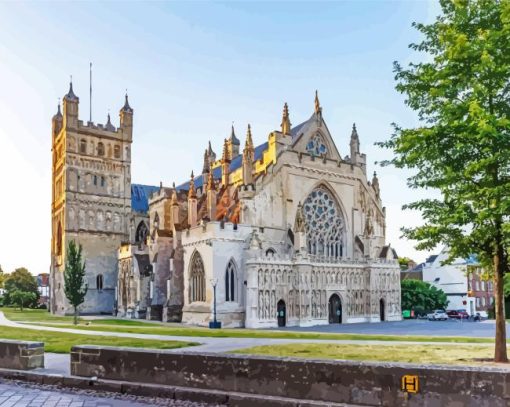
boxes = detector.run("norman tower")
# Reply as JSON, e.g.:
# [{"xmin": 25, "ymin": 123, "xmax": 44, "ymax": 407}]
[{"xmin": 50, "ymin": 81, "xmax": 133, "ymax": 315}]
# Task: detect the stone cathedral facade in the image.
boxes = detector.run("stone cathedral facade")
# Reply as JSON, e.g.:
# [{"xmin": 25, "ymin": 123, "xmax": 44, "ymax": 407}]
[{"xmin": 51, "ymin": 82, "xmax": 401, "ymax": 326}]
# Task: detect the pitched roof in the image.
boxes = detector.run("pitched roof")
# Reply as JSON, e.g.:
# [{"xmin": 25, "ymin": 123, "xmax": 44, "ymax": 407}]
[{"xmin": 131, "ymin": 184, "xmax": 160, "ymax": 213}]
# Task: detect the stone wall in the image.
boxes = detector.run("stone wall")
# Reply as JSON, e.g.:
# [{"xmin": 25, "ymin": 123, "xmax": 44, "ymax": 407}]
[
  {"xmin": 0, "ymin": 340, "xmax": 44, "ymax": 370},
  {"xmin": 70, "ymin": 346, "xmax": 510, "ymax": 407}
]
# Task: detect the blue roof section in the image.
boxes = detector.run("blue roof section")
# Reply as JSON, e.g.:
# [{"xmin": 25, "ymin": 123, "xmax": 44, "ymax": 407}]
[
  {"xmin": 176, "ymin": 141, "xmax": 269, "ymax": 191},
  {"xmin": 131, "ymin": 184, "xmax": 159, "ymax": 213},
  {"xmin": 291, "ymin": 118, "xmax": 309, "ymax": 138}
]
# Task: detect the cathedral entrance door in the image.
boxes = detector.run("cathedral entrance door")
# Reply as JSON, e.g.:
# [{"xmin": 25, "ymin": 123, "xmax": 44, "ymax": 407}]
[
  {"xmin": 277, "ymin": 300, "xmax": 286, "ymax": 327},
  {"xmin": 380, "ymin": 299, "xmax": 385, "ymax": 322},
  {"xmin": 328, "ymin": 294, "xmax": 342, "ymax": 323}
]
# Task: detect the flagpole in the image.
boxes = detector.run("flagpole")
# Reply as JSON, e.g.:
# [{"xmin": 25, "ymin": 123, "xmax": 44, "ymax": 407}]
[{"xmin": 89, "ymin": 62, "xmax": 92, "ymax": 123}]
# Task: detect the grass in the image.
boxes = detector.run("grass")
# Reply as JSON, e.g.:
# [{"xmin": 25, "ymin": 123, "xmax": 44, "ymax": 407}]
[
  {"xmin": 0, "ymin": 326, "xmax": 198, "ymax": 353},
  {"xmin": 232, "ymin": 343, "xmax": 498, "ymax": 365},
  {"xmin": 2, "ymin": 309, "xmax": 495, "ymax": 344}
]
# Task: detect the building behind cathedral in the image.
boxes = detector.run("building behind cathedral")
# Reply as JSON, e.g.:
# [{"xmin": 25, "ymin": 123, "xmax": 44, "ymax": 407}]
[{"xmin": 51, "ymin": 84, "xmax": 401, "ymax": 327}]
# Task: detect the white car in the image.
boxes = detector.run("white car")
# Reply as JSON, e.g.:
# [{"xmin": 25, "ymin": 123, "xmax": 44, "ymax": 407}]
[{"xmin": 427, "ymin": 310, "xmax": 448, "ymax": 321}]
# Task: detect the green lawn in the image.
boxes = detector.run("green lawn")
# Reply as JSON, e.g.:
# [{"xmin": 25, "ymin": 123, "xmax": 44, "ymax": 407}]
[
  {"xmin": 0, "ymin": 326, "xmax": 197, "ymax": 353},
  {"xmin": 233, "ymin": 343, "xmax": 497, "ymax": 365},
  {"xmin": 2, "ymin": 309, "xmax": 495, "ymax": 344}
]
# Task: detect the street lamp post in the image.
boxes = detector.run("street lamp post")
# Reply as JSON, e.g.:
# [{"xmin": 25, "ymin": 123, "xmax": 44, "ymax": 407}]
[{"xmin": 209, "ymin": 278, "xmax": 221, "ymax": 329}]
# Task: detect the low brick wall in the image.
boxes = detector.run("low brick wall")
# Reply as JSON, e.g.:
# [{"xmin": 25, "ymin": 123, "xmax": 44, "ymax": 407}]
[
  {"xmin": 71, "ymin": 346, "xmax": 510, "ymax": 407},
  {"xmin": 0, "ymin": 340, "xmax": 44, "ymax": 370}
]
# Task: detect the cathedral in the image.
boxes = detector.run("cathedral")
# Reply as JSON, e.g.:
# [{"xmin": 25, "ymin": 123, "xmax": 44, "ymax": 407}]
[{"xmin": 50, "ymin": 82, "xmax": 401, "ymax": 327}]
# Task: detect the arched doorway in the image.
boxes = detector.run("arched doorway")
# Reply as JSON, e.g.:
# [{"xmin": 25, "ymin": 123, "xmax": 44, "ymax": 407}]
[
  {"xmin": 380, "ymin": 299, "xmax": 385, "ymax": 322},
  {"xmin": 277, "ymin": 300, "xmax": 286, "ymax": 327},
  {"xmin": 328, "ymin": 294, "xmax": 342, "ymax": 324}
]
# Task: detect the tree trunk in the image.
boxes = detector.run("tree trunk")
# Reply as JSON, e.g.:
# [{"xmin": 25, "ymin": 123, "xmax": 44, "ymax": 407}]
[
  {"xmin": 493, "ymin": 249, "xmax": 507, "ymax": 363},
  {"xmin": 73, "ymin": 306, "xmax": 78, "ymax": 325}
]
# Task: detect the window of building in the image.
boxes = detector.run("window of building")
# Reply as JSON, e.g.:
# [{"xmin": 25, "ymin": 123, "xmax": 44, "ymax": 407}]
[
  {"xmin": 80, "ymin": 140, "xmax": 87, "ymax": 154},
  {"xmin": 135, "ymin": 221, "xmax": 148, "ymax": 244},
  {"xmin": 56, "ymin": 221, "xmax": 62, "ymax": 256},
  {"xmin": 93, "ymin": 175, "xmax": 97, "ymax": 186},
  {"xmin": 189, "ymin": 251, "xmax": 205, "ymax": 303},
  {"xmin": 114, "ymin": 145, "xmax": 121, "ymax": 159},
  {"xmin": 97, "ymin": 142, "xmax": 105, "ymax": 156},
  {"xmin": 101, "ymin": 176, "xmax": 105, "ymax": 187},
  {"xmin": 265, "ymin": 248, "xmax": 276, "ymax": 256},
  {"xmin": 306, "ymin": 133, "xmax": 328, "ymax": 157},
  {"xmin": 96, "ymin": 274, "xmax": 103, "ymax": 291},
  {"xmin": 225, "ymin": 260, "xmax": 236, "ymax": 302},
  {"xmin": 302, "ymin": 186, "xmax": 344, "ymax": 258}
]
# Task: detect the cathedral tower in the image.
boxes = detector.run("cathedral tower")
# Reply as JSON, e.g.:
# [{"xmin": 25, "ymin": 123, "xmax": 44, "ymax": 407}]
[{"xmin": 50, "ymin": 81, "xmax": 133, "ymax": 315}]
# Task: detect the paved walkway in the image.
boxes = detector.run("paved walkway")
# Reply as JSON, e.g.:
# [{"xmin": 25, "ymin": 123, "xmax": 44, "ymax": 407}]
[
  {"xmin": 0, "ymin": 381, "xmax": 214, "ymax": 406},
  {"xmin": 0, "ymin": 312, "xmax": 487, "ymax": 356}
]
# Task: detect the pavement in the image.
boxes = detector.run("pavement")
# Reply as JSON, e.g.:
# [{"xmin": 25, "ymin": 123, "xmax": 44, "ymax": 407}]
[{"xmin": 0, "ymin": 381, "xmax": 214, "ymax": 407}]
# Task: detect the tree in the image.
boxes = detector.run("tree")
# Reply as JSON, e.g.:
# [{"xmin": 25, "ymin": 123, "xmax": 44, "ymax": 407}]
[
  {"xmin": 398, "ymin": 257, "xmax": 416, "ymax": 271},
  {"xmin": 4, "ymin": 268, "xmax": 39, "ymax": 308},
  {"xmin": 401, "ymin": 280, "xmax": 449, "ymax": 314},
  {"xmin": 378, "ymin": 0, "xmax": 510, "ymax": 362},
  {"xmin": 64, "ymin": 240, "xmax": 88, "ymax": 325},
  {"xmin": 9, "ymin": 290, "xmax": 37, "ymax": 311},
  {"xmin": 0, "ymin": 264, "xmax": 5, "ymax": 288}
]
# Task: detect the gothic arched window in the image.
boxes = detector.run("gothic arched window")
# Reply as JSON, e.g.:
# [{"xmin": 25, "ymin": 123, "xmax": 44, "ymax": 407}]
[
  {"xmin": 80, "ymin": 139, "xmax": 87, "ymax": 154},
  {"xmin": 189, "ymin": 251, "xmax": 205, "ymax": 303},
  {"xmin": 306, "ymin": 133, "xmax": 328, "ymax": 157},
  {"xmin": 135, "ymin": 221, "xmax": 148, "ymax": 244},
  {"xmin": 97, "ymin": 142, "xmax": 105, "ymax": 156},
  {"xmin": 114, "ymin": 145, "xmax": 121, "ymax": 159},
  {"xmin": 302, "ymin": 186, "xmax": 344, "ymax": 258},
  {"xmin": 225, "ymin": 260, "xmax": 236, "ymax": 302}
]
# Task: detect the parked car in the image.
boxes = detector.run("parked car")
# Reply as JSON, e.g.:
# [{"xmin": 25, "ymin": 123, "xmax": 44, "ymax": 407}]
[
  {"xmin": 446, "ymin": 309, "xmax": 469, "ymax": 319},
  {"xmin": 427, "ymin": 310, "xmax": 448, "ymax": 321}
]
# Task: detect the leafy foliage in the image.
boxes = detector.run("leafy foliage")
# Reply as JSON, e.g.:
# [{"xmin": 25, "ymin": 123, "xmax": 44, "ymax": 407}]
[
  {"xmin": 401, "ymin": 280, "xmax": 449, "ymax": 313},
  {"xmin": 3, "ymin": 268, "xmax": 39, "ymax": 308},
  {"xmin": 9, "ymin": 290, "xmax": 37, "ymax": 311},
  {"xmin": 0, "ymin": 264, "xmax": 4, "ymax": 288},
  {"xmin": 398, "ymin": 257, "xmax": 416, "ymax": 271},
  {"xmin": 64, "ymin": 240, "xmax": 88, "ymax": 324},
  {"xmin": 378, "ymin": 0, "xmax": 510, "ymax": 362}
]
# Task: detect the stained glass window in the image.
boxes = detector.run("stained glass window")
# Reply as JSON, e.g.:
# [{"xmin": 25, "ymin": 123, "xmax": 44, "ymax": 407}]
[
  {"xmin": 225, "ymin": 260, "xmax": 236, "ymax": 302},
  {"xmin": 306, "ymin": 133, "xmax": 328, "ymax": 157},
  {"xmin": 303, "ymin": 187, "xmax": 344, "ymax": 258}
]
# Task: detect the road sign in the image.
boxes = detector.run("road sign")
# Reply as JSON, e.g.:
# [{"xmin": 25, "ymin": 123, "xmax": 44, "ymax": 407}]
[{"xmin": 401, "ymin": 375, "xmax": 419, "ymax": 393}]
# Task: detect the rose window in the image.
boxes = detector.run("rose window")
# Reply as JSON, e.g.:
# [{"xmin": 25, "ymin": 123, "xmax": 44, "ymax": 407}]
[{"xmin": 303, "ymin": 187, "xmax": 344, "ymax": 258}]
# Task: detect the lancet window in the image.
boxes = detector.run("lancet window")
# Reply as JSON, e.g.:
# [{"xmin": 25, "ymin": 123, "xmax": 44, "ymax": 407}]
[
  {"xmin": 225, "ymin": 260, "xmax": 236, "ymax": 302},
  {"xmin": 303, "ymin": 186, "xmax": 344, "ymax": 258},
  {"xmin": 189, "ymin": 251, "xmax": 205, "ymax": 303}
]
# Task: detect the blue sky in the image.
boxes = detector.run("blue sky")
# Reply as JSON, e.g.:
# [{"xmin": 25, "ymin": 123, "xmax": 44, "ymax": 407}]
[{"xmin": 0, "ymin": 1, "xmax": 440, "ymax": 274}]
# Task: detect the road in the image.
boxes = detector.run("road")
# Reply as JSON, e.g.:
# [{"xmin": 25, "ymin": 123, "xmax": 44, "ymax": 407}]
[{"xmin": 273, "ymin": 318, "xmax": 506, "ymax": 337}]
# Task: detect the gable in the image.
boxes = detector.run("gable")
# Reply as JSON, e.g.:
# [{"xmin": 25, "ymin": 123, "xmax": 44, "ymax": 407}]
[{"xmin": 291, "ymin": 114, "xmax": 342, "ymax": 161}]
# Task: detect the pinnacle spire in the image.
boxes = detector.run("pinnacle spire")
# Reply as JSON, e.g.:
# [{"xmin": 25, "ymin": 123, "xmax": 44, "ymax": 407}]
[
  {"xmin": 351, "ymin": 123, "xmax": 358, "ymax": 137},
  {"xmin": 105, "ymin": 112, "xmax": 115, "ymax": 131},
  {"xmin": 314, "ymin": 90, "xmax": 321, "ymax": 115},
  {"xmin": 229, "ymin": 124, "xmax": 240, "ymax": 145},
  {"xmin": 188, "ymin": 171, "xmax": 196, "ymax": 199},
  {"xmin": 64, "ymin": 78, "xmax": 78, "ymax": 101},
  {"xmin": 207, "ymin": 164, "xmax": 216, "ymax": 191},
  {"xmin": 281, "ymin": 102, "xmax": 291, "ymax": 135},
  {"xmin": 245, "ymin": 124, "xmax": 253, "ymax": 148},
  {"xmin": 53, "ymin": 101, "xmax": 62, "ymax": 120},
  {"xmin": 222, "ymin": 138, "xmax": 230, "ymax": 162},
  {"xmin": 202, "ymin": 149, "xmax": 210, "ymax": 174},
  {"xmin": 121, "ymin": 93, "xmax": 133, "ymax": 113}
]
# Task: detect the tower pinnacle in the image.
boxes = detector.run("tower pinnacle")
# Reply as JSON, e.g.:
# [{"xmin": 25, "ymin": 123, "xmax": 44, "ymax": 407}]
[{"xmin": 281, "ymin": 102, "xmax": 291, "ymax": 136}]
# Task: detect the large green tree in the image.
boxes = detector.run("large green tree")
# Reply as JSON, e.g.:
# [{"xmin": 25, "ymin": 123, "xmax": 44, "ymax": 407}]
[
  {"xmin": 4, "ymin": 268, "xmax": 39, "ymax": 308},
  {"xmin": 401, "ymin": 280, "xmax": 449, "ymax": 314},
  {"xmin": 378, "ymin": 0, "xmax": 510, "ymax": 362},
  {"xmin": 0, "ymin": 264, "xmax": 5, "ymax": 289},
  {"xmin": 64, "ymin": 240, "xmax": 88, "ymax": 325}
]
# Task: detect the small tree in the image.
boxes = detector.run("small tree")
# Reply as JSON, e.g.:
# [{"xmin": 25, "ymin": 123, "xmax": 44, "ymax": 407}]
[
  {"xmin": 4, "ymin": 268, "xmax": 39, "ymax": 307},
  {"xmin": 9, "ymin": 290, "xmax": 37, "ymax": 311},
  {"xmin": 64, "ymin": 240, "xmax": 88, "ymax": 325},
  {"xmin": 401, "ymin": 280, "xmax": 449, "ymax": 314}
]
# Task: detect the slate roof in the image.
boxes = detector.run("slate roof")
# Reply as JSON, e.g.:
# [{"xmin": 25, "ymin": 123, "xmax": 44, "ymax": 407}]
[
  {"xmin": 131, "ymin": 184, "xmax": 160, "ymax": 214},
  {"xmin": 133, "ymin": 117, "xmax": 311, "ymax": 211}
]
